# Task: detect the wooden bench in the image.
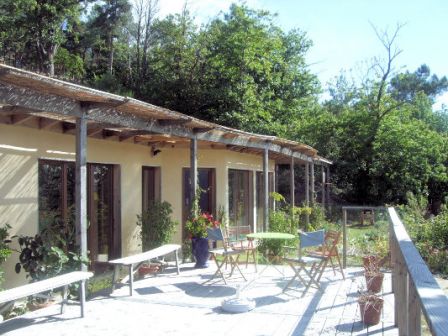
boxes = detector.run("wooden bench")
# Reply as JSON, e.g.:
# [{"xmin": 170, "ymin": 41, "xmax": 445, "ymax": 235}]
[
  {"xmin": 0, "ymin": 271, "xmax": 93, "ymax": 318},
  {"xmin": 109, "ymin": 244, "xmax": 181, "ymax": 296}
]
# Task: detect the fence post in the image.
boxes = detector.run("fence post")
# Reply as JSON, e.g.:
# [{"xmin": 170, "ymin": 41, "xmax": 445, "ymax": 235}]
[
  {"xmin": 342, "ymin": 208, "xmax": 347, "ymax": 269},
  {"xmin": 408, "ymin": 279, "xmax": 421, "ymax": 336}
]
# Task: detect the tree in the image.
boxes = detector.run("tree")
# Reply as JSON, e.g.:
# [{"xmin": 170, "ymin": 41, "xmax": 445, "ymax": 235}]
[
  {"xmin": 390, "ymin": 64, "xmax": 448, "ymax": 103},
  {"xmin": 0, "ymin": 0, "xmax": 84, "ymax": 76},
  {"xmin": 86, "ymin": 0, "xmax": 132, "ymax": 75}
]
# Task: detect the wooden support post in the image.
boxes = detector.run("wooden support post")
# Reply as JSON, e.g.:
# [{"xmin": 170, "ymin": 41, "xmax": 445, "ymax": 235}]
[
  {"xmin": 408, "ymin": 279, "xmax": 422, "ymax": 336},
  {"xmin": 326, "ymin": 166, "xmax": 331, "ymax": 215},
  {"xmin": 342, "ymin": 208, "xmax": 347, "ymax": 269},
  {"xmin": 290, "ymin": 156, "xmax": 295, "ymax": 221},
  {"xmin": 310, "ymin": 161, "xmax": 315, "ymax": 205},
  {"xmin": 263, "ymin": 147, "xmax": 269, "ymax": 231},
  {"xmin": 396, "ymin": 253, "xmax": 408, "ymax": 335},
  {"xmin": 75, "ymin": 113, "xmax": 87, "ymax": 272},
  {"xmin": 390, "ymin": 220, "xmax": 398, "ymax": 326},
  {"xmin": 190, "ymin": 137, "xmax": 198, "ymax": 218},
  {"xmin": 321, "ymin": 165, "xmax": 326, "ymax": 208},
  {"xmin": 305, "ymin": 163, "xmax": 310, "ymax": 226}
]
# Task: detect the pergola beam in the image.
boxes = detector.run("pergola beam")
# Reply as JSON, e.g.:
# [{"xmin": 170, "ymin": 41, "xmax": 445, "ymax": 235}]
[{"xmin": 0, "ymin": 82, "xmax": 314, "ymax": 163}]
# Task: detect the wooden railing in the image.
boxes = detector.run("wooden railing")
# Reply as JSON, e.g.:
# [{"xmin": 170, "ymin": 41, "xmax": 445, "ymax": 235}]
[{"xmin": 388, "ymin": 207, "xmax": 448, "ymax": 336}]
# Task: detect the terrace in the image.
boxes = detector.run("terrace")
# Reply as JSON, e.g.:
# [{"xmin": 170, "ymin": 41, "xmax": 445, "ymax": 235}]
[{"xmin": 0, "ymin": 264, "xmax": 395, "ymax": 336}]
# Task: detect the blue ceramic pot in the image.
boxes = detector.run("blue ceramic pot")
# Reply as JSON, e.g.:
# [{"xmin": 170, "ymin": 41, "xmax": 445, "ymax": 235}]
[{"xmin": 191, "ymin": 237, "xmax": 209, "ymax": 268}]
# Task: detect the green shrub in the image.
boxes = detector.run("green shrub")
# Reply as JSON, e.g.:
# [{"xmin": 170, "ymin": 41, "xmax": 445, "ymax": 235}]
[
  {"xmin": 0, "ymin": 224, "xmax": 12, "ymax": 289},
  {"xmin": 137, "ymin": 200, "xmax": 177, "ymax": 251}
]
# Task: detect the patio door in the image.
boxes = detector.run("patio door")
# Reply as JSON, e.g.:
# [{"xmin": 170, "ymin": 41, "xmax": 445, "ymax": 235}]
[
  {"xmin": 182, "ymin": 168, "xmax": 216, "ymax": 239},
  {"xmin": 88, "ymin": 163, "xmax": 121, "ymax": 267},
  {"xmin": 38, "ymin": 160, "xmax": 121, "ymax": 271},
  {"xmin": 228, "ymin": 169, "xmax": 253, "ymax": 239}
]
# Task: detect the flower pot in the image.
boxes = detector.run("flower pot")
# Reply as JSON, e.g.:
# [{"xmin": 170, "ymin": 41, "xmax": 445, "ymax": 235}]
[
  {"xmin": 359, "ymin": 295, "xmax": 383, "ymax": 325},
  {"xmin": 191, "ymin": 237, "xmax": 209, "ymax": 268},
  {"xmin": 138, "ymin": 263, "xmax": 160, "ymax": 277},
  {"xmin": 27, "ymin": 299, "xmax": 56, "ymax": 311},
  {"xmin": 365, "ymin": 272, "xmax": 384, "ymax": 293}
]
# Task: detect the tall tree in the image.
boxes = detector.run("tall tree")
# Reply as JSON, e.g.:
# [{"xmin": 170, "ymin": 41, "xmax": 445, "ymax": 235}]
[
  {"xmin": 0, "ymin": 0, "xmax": 83, "ymax": 76},
  {"xmin": 87, "ymin": 0, "xmax": 132, "ymax": 74},
  {"xmin": 390, "ymin": 64, "xmax": 448, "ymax": 103}
]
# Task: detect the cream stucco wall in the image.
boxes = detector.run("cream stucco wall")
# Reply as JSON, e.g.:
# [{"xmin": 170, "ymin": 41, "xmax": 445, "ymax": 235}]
[{"xmin": 0, "ymin": 123, "xmax": 274, "ymax": 288}]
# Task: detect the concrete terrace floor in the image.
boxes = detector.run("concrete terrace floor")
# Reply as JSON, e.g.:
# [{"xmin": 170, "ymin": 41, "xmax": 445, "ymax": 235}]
[{"xmin": 0, "ymin": 263, "xmax": 397, "ymax": 336}]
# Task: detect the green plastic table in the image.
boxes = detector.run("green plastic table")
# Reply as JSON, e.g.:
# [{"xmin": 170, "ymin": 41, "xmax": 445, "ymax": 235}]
[{"xmin": 246, "ymin": 232, "xmax": 295, "ymax": 240}]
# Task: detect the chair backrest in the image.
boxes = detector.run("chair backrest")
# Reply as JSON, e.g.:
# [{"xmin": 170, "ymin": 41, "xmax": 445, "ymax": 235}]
[
  {"xmin": 298, "ymin": 229, "xmax": 325, "ymax": 258},
  {"xmin": 324, "ymin": 230, "xmax": 341, "ymax": 256},
  {"xmin": 207, "ymin": 227, "xmax": 230, "ymax": 251},
  {"xmin": 300, "ymin": 229, "xmax": 325, "ymax": 249}
]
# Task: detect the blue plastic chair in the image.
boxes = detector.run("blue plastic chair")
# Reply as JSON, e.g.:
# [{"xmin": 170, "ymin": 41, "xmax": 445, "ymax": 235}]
[{"xmin": 282, "ymin": 229, "xmax": 328, "ymax": 296}]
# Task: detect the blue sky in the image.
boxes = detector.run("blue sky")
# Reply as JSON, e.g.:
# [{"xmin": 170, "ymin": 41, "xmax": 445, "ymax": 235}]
[{"xmin": 157, "ymin": 0, "xmax": 448, "ymax": 108}]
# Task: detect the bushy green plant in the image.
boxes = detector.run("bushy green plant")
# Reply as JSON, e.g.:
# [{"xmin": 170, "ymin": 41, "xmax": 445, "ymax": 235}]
[
  {"xmin": 137, "ymin": 200, "xmax": 178, "ymax": 251},
  {"xmin": 14, "ymin": 211, "xmax": 88, "ymax": 282},
  {"xmin": 0, "ymin": 224, "xmax": 12, "ymax": 289},
  {"xmin": 258, "ymin": 209, "xmax": 297, "ymax": 257}
]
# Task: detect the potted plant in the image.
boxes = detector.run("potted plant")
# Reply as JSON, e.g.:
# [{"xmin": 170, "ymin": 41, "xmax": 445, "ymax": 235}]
[
  {"xmin": 136, "ymin": 200, "xmax": 177, "ymax": 276},
  {"xmin": 358, "ymin": 292, "xmax": 384, "ymax": 325},
  {"xmin": 363, "ymin": 255, "xmax": 384, "ymax": 293},
  {"xmin": 186, "ymin": 213, "xmax": 220, "ymax": 268}
]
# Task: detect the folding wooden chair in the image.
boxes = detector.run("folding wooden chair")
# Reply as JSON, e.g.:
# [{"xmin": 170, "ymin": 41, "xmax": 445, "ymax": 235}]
[
  {"xmin": 282, "ymin": 229, "xmax": 328, "ymax": 297},
  {"xmin": 226, "ymin": 226, "xmax": 258, "ymax": 271},
  {"xmin": 204, "ymin": 227, "xmax": 247, "ymax": 285},
  {"xmin": 308, "ymin": 230, "xmax": 345, "ymax": 279}
]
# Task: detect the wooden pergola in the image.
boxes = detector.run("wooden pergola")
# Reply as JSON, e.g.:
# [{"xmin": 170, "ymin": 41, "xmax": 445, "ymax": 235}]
[{"xmin": 0, "ymin": 64, "xmax": 331, "ymax": 272}]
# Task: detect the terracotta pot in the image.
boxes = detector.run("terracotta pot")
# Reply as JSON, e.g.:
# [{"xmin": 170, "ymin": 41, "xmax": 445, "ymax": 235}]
[
  {"xmin": 27, "ymin": 299, "xmax": 55, "ymax": 311},
  {"xmin": 365, "ymin": 272, "xmax": 384, "ymax": 293},
  {"xmin": 138, "ymin": 263, "xmax": 160, "ymax": 276},
  {"xmin": 359, "ymin": 295, "xmax": 383, "ymax": 325}
]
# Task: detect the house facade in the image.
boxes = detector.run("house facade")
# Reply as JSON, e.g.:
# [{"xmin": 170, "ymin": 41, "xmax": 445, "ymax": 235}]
[{"xmin": 0, "ymin": 65, "xmax": 330, "ymax": 288}]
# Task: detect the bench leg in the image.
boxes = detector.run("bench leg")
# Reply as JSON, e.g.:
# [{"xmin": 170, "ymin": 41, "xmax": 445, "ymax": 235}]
[
  {"xmin": 61, "ymin": 285, "xmax": 68, "ymax": 314},
  {"xmin": 175, "ymin": 249, "xmax": 180, "ymax": 275},
  {"xmin": 111, "ymin": 265, "xmax": 119, "ymax": 294},
  {"xmin": 128, "ymin": 265, "xmax": 134, "ymax": 296},
  {"xmin": 79, "ymin": 280, "xmax": 86, "ymax": 318}
]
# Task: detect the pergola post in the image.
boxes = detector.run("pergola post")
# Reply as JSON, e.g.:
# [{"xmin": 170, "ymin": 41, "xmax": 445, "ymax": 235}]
[
  {"xmin": 190, "ymin": 137, "xmax": 198, "ymax": 218},
  {"xmin": 75, "ymin": 110, "xmax": 87, "ymax": 317},
  {"xmin": 290, "ymin": 156, "xmax": 295, "ymax": 221},
  {"xmin": 321, "ymin": 165, "xmax": 326, "ymax": 208},
  {"xmin": 326, "ymin": 166, "xmax": 331, "ymax": 214},
  {"xmin": 263, "ymin": 147, "xmax": 269, "ymax": 231},
  {"xmin": 305, "ymin": 163, "xmax": 310, "ymax": 226},
  {"xmin": 310, "ymin": 161, "xmax": 315, "ymax": 205},
  {"xmin": 75, "ymin": 111, "xmax": 88, "ymax": 272}
]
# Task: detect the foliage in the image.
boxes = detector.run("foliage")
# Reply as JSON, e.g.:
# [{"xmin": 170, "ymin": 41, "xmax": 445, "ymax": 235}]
[
  {"xmin": 398, "ymin": 193, "xmax": 448, "ymax": 275},
  {"xmin": 185, "ymin": 213, "xmax": 220, "ymax": 239},
  {"xmin": 136, "ymin": 200, "xmax": 177, "ymax": 251},
  {"xmin": 0, "ymin": 224, "xmax": 12, "ymax": 289},
  {"xmin": 14, "ymin": 212, "xmax": 88, "ymax": 282},
  {"xmin": 258, "ymin": 209, "xmax": 296, "ymax": 257}
]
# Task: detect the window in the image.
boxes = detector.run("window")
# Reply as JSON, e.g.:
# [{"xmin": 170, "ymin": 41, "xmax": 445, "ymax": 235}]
[
  {"xmin": 142, "ymin": 166, "xmax": 161, "ymax": 211},
  {"xmin": 38, "ymin": 160, "xmax": 75, "ymax": 230}
]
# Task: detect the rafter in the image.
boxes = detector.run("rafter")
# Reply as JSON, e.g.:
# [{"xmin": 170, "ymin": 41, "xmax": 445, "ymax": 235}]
[{"xmin": 0, "ymin": 82, "xmax": 312, "ymax": 162}]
